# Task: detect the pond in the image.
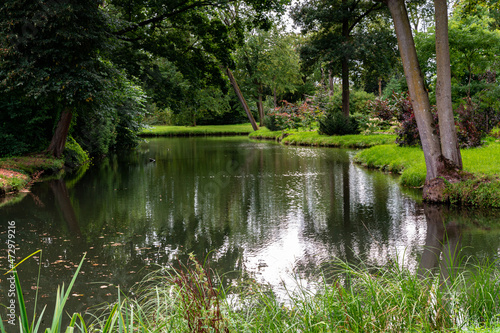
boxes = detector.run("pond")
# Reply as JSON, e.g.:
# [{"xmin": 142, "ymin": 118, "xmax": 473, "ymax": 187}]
[{"xmin": 1, "ymin": 136, "xmax": 500, "ymax": 322}]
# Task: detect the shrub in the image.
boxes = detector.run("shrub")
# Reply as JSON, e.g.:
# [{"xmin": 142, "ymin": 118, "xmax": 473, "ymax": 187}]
[
  {"xmin": 391, "ymin": 92, "xmax": 440, "ymax": 147},
  {"xmin": 318, "ymin": 110, "xmax": 360, "ymax": 136},
  {"xmin": 456, "ymin": 97, "xmax": 500, "ymax": 148},
  {"xmin": 264, "ymin": 99, "xmax": 320, "ymax": 131},
  {"xmin": 329, "ymin": 89, "xmax": 376, "ymax": 115},
  {"xmin": 263, "ymin": 113, "xmax": 287, "ymax": 131},
  {"xmin": 63, "ymin": 136, "xmax": 90, "ymax": 168},
  {"xmin": 369, "ymin": 98, "xmax": 395, "ymax": 121}
]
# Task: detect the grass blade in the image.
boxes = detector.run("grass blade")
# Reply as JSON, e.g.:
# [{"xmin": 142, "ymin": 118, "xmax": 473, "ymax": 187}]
[{"xmin": 14, "ymin": 270, "xmax": 30, "ymax": 333}]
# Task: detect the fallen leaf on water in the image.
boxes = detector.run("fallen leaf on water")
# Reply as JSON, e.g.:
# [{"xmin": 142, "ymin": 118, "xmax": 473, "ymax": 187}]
[
  {"xmin": 100, "ymin": 285, "xmax": 108, "ymax": 289},
  {"xmin": 111, "ymin": 243, "xmax": 123, "ymax": 247},
  {"xmin": 72, "ymin": 293, "xmax": 84, "ymax": 297}
]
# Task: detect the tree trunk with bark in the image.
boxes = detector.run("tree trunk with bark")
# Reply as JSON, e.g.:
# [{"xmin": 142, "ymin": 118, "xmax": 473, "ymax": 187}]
[
  {"xmin": 387, "ymin": 0, "xmax": 443, "ymax": 181},
  {"xmin": 329, "ymin": 70, "xmax": 335, "ymax": 96},
  {"xmin": 434, "ymin": 0, "xmax": 462, "ymax": 169},
  {"xmin": 257, "ymin": 84, "xmax": 265, "ymax": 126},
  {"xmin": 341, "ymin": 9, "xmax": 350, "ymax": 117},
  {"xmin": 226, "ymin": 67, "xmax": 259, "ymax": 131},
  {"xmin": 387, "ymin": 0, "xmax": 464, "ymax": 202},
  {"xmin": 47, "ymin": 106, "xmax": 73, "ymax": 158}
]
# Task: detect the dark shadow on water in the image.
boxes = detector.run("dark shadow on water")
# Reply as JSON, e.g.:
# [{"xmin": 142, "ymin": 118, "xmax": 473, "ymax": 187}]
[{"xmin": 419, "ymin": 204, "xmax": 463, "ymax": 281}]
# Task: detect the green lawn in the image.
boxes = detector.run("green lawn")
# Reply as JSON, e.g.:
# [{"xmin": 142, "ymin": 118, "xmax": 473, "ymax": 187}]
[
  {"xmin": 354, "ymin": 138, "xmax": 500, "ymax": 207},
  {"xmin": 249, "ymin": 127, "xmax": 396, "ymax": 148},
  {"xmin": 140, "ymin": 123, "xmax": 254, "ymax": 136}
]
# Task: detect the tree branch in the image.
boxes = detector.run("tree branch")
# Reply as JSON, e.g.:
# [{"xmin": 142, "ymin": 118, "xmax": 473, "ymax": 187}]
[
  {"xmin": 348, "ymin": 3, "xmax": 383, "ymax": 34},
  {"xmin": 113, "ymin": 0, "xmax": 220, "ymax": 36}
]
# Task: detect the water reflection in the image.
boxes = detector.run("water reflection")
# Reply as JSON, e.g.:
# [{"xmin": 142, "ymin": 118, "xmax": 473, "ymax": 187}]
[{"xmin": 1, "ymin": 137, "xmax": 499, "ymax": 322}]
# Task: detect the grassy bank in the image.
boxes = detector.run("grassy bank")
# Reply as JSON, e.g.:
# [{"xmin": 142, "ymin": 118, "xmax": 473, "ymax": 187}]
[
  {"xmin": 0, "ymin": 155, "xmax": 64, "ymax": 197},
  {"xmin": 7, "ymin": 254, "xmax": 500, "ymax": 332},
  {"xmin": 249, "ymin": 128, "xmax": 396, "ymax": 148},
  {"xmin": 354, "ymin": 139, "xmax": 500, "ymax": 207},
  {"xmin": 140, "ymin": 123, "xmax": 254, "ymax": 137}
]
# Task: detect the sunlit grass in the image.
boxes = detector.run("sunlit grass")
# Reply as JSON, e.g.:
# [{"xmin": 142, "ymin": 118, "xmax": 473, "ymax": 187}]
[
  {"xmin": 140, "ymin": 123, "xmax": 255, "ymax": 136},
  {"xmin": 250, "ymin": 127, "xmax": 396, "ymax": 148},
  {"xmin": 354, "ymin": 140, "xmax": 500, "ymax": 190}
]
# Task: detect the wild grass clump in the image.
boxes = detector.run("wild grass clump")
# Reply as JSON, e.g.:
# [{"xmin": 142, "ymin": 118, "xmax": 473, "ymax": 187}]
[
  {"xmin": 87, "ymin": 256, "xmax": 500, "ymax": 332},
  {"xmin": 5, "ymin": 252, "xmax": 500, "ymax": 332},
  {"xmin": 444, "ymin": 178, "xmax": 500, "ymax": 208}
]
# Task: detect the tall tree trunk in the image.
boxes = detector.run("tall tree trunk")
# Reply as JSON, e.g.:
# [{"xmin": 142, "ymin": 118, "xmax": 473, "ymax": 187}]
[
  {"xmin": 257, "ymin": 87, "xmax": 264, "ymax": 127},
  {"xmin": 387, "ymin": 0, "xmax": 443, "ymax": 181},
  {"xmin": 47, "ymin": 106, "xmax": 73, "ymax": 158},
  {"xmin": 226, "ymin": 67, "xmax": 259, "ymax": 131},
  {"xmin": 434, "ymin": 0, "xmax": 462, "ymax": 169},
  {"xmin": 341, "ymin": 5, "xmax": 350, "ymax": 117},
  {"xmin": 378, "ymin": 77, "xmax": 382, "ymax": 98},
  {"xmin": 341, "ymin": 57, "xmax": 350, "ymax": 117}
]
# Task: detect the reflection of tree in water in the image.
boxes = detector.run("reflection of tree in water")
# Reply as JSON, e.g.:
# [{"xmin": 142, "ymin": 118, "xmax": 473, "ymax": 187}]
[{"xmin": 418, "ymin": 204, "xmax": 462, "ymax": 280}]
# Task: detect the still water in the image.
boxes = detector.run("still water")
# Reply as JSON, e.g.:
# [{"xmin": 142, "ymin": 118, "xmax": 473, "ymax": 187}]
[{"xmin": 1, "ymin": 136, "xmax": 500, "ymax": 321}]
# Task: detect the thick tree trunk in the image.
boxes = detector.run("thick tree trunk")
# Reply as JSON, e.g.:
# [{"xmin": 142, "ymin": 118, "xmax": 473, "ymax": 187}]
[
  {"xmin": 226, "ymin": 67, "xmax": 259, "ymax": 131},
  {"xmin": 341, "ymin": 57, "xmax": 350, "ymax": 117},
  {"xmin": 387, "ymin": 0, "xmax": 443, "ymax": 181},
  {"xmin": 378, "ymin": 77, "xmax": 382, "ymax": 98},
  {"xmin": 47, "ymin": 106, "xmax": 73, "ymax": 158},
  {"xmin": 434, "ymin": 0, "xmax": 462, "ymax": 169}
]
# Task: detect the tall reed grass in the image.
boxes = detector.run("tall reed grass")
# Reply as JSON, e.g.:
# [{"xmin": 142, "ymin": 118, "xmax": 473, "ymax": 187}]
[{"xmin": 3, "ymin": 253, "xmax": 500, "ymax": 332}]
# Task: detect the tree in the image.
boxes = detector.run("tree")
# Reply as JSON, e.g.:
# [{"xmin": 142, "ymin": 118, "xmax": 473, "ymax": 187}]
[
  {"xmin": 434, "ymin": 0, "xmax": 462, "ymax": 169},
  {"xmin": 108, "ymin": 0, "xmax": 288, "ymax": 129},
  {"xmin": 234, "ymin": 27, "xmax": 301, "ymax": 124},
  {"xmin": 0, "ymin": 0, "xmax": 112, "ymax": 158},
  {"xmin": 292, "ymin": 0, "xmax": 388, "ymax": 116},
  {"xmin": 386, "ymin": 0, "xmax": 463, "ymax": 200}
]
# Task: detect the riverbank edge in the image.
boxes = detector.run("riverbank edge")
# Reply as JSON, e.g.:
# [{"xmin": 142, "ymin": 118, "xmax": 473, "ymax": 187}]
[
  {"xmin": 139, "ymin": 123, "xmax": 254, "ymax": 137},
  {"xmin": 251, "ymin": 128, "xmax": 500, "ymax": 208},
  {"xmin": 0, "ymin": 155, "xmax": 64, "ymax": 199},
  {"xmin": 249, "ymin": 127, "xmax": 397, "ymax": 148},
  {"xmin": 354, "ymin": 143, "xmax": 500, "ymax": 208}
]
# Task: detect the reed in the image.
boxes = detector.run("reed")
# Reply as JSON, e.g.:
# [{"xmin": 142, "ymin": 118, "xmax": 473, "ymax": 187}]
[{"xmin": 3, "ymin": 253, "xmax": 500, "ymax": 332}]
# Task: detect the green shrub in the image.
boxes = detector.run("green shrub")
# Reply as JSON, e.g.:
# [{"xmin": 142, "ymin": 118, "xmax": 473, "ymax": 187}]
[
  {"xmin": 63, "ymin": 136, "xmax": 90, "ymax": 168},
  {"xmin": 263, "ymin": 113, "xmax": 286, "ymax": 131},
  {"xmin": 318, "ymin": 110, "xmax": 361, "ymax": 136},
  {"xmin": 329, "ymin": 89, "xmax": 376, "ymax": 115}
]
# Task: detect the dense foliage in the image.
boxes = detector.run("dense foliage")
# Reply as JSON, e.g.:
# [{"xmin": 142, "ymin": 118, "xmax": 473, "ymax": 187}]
[{"xmin": 318, "ymin": 109, "xmax": 361, "ymax": 135}]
